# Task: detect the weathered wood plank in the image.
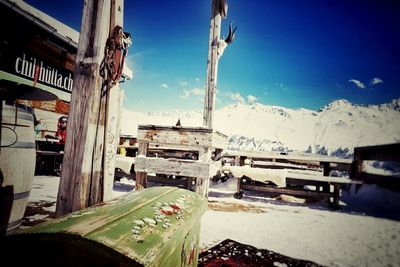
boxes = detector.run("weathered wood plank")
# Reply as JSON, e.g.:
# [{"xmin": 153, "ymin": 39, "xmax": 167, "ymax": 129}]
[
  {"xmin": 149, "ymin": 143, "xmax": 200, "ymax": 153},
  {"xmin": 285, "ymin": 173, "xmax": 355, "ymax": 184},
  {"xmin": 225, "ymin": 165, "xmax": 356, "ymax": 185},
  {"xmin": 285, "ymin": 178, "xmax": 334, "ymax": 188},
  {"xmin": 103, "ymin": 86, "xmax": 124, "ymax": 199},
  {"xmin": 102, "ymin": 0, "xmax": 124, "ymax": 201},
  {"xmin": 138, "ymin": 124, "xmax": 212, "ymax": 133},
  {"xmin": 137, "ymin": 125, "xmax": 227, "ymax": 150},
  {"xmin": 252, "ymin": 161, "xmax": 308, "ymax": 170},
  {"xmin": 137, "ymin": 125, "xmax": 213, "ymax": 148},
  {"xmin": 225, "ymin": 150, "xmax": 354, "ymax": 165},
  {"xmin": 242, "ymin": 184, "xmax": 333, "ymax": 198},
  {"xmin": 135, "ymin": 157, "xmax": 210, "ymax": 178}
]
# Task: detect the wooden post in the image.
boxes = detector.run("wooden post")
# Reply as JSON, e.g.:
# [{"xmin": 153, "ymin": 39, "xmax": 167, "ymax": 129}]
[
  {"xmin": 203, "ymin": 0, "xmax": 223, "ymax": 128},
  {"xmin": 332, "ymin": 184, "xmax": 340, "ymax": 209},
  {"xmin": 187, "ymin": 177, "xmax": 193, "ymax": 191},
  {"xmin": 236, "ymin": 177, "xmax": 241, "ymax": 194},
  {"xmin": 196, "ymin": 147, "xmax": 212, "ymax": 197},
  {"xmin": 239, "ymin": 156, "xmax": 246, "ymax": 166},
  {"xmin": 102, "ymin": 0, "xmax": 124, "ymax": 202},
  {"xmin": 234, "ymin": 155, "xmax": 240, "ymax": 166},
  {"xmin": 322, "ymin": 162, "xmax": 331, "ymax": 176},
  {"xmin": 350, "ymin": 161, "xmax": 356, "ymax": 179},
  {"xmin": 135, "ymin": 141, "xmax": 149, "ymax": 190},
  {"xmin": 56, "ymin": 0, "xmax": 112, "ymax": 216},
  {"xmin": 354, "ymin": 149, "xmax": 363, "ymax": 181}
]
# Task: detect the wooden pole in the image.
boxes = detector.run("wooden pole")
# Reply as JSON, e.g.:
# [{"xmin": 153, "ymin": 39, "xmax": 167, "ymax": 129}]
[
  {"xmin": 355, "ymin": 150, "xmax": 363, "ymax": 181},
  {"xmin": 102, "ymin": 0, "xmax": 124, "ymax": 202},
  {"xmin": 135, "ymin": 141, "xmax": 149, "ymax": 190},
  {"xmin": 56, "ymin": 0, "xmax": 112, "ymax": 216},
  {"xmin": 197, "ymin": 147, "xmax": 212, "ymax": 197},
  {"xmin": 203, "ymin": 0, "xmax": 222, "ymax": 129},
  {"xmin": 322, "ymin": 162, "xmax": 331, "ymax": 176},
  {"xmin": 201, "ymin": 0, "xmax": 226, "ymax": 197}
]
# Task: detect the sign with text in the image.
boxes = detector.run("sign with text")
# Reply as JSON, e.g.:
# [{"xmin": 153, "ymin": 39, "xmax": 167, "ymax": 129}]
[{"xmin": 0, "ymin": 48, "xmax": 74, "ymax": 93}]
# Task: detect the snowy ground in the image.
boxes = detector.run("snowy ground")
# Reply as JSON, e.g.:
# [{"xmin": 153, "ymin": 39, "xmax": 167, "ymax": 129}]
[
  {"xmin": 24, "ymin": 175, "xmax": 400, "ymax": 267},
  {"xmin": 202, "ymin": 179, "xmax": 400, "ymax": 267}
]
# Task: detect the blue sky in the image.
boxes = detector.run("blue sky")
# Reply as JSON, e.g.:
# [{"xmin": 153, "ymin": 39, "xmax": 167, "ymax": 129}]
[{"xmin": 26, "ymin": 0, "xmax": 400, "ymax": 112}]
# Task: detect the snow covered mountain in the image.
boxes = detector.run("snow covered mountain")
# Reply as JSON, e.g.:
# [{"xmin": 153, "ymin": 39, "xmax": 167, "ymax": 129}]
[{"xmin": 120, "ymin": 98, "xmax": 400, "ymax": 158}]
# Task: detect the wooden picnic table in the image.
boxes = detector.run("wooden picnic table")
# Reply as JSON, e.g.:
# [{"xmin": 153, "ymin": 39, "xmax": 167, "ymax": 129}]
[
  {"xmin": 228, "ymin": 165, "xmax": 359, "ymax": 208},
  {"xmin": 224, "ymin": 150, "xmax": 355, "ymax": 177}
]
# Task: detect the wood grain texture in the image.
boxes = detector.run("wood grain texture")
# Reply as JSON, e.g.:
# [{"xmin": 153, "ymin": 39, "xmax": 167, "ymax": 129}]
[
  {"xmin": 56, "ymin": 0, "xmax": 111, "ymax": 216},
  {"xmin": 203, "ymin": 0, "xmax": 222, "ymax": 128},
  {"xmin": 137, "ymin": 125, "xmax": 227, "ymax": 149},
  {"xmin": 3, "ymin": 187, "xmax": 208, "ymax": 266},
  {"xmin": 103, "ymin": 0, "xmax": 125, "ymax": 201},
  {"xmin": 135, "ymin": 157, "xmax": 211, "ymax": 179}
]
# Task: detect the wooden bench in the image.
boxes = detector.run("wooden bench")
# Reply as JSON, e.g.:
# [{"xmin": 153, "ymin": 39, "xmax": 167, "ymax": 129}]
[
  {"xmin": 224, "ymin": 151, "xmax": 355, "ymax": 177},
  {"xmin": 231, "ymin": 168, "xmax": 359, "ymax": 208}
]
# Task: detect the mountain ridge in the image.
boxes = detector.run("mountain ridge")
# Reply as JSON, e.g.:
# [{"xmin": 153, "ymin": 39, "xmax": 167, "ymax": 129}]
[{"xmin": 121, "ymin": 98, "xmax": 400, "ymax": 158}]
